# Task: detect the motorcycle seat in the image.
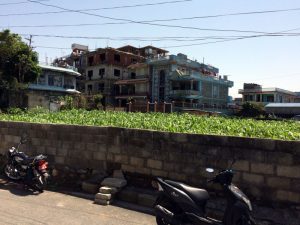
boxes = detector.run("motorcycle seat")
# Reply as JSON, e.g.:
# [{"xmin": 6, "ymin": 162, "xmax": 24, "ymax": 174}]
[
  {"xmin": 165, "ymin": 180, "xmax": 209, "ymax": 206},
  {"xmin": 22, "ymin": 156, "xmax": 35, "ymax": 164}
]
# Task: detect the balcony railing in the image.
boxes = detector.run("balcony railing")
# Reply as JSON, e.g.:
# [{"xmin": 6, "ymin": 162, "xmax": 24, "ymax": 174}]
[
  {"xmin": 116, "ymin": 92, "xmax": 148, "ymax": 97},
  {"xmin": 170, "ymin": 90, "xmax": 200, "ymax": 96}
]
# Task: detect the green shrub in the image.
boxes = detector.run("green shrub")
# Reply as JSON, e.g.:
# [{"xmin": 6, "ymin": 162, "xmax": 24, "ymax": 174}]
[
  {"xmin": 239, "ymin": 102, "xmax": 265, "ymax": 118},
  {"xmin": 7, "ymin": 107, "xmax": 24, "ymax": 114},
  {"xmin": 59, "ymin": 95, "xmax": 74, "ymax": 110}
]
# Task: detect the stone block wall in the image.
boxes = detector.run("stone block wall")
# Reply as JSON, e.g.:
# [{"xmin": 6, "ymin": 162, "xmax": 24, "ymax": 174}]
[{"xmin": 0, "ymin": 121, "xmax": 299, "ymax": 204}]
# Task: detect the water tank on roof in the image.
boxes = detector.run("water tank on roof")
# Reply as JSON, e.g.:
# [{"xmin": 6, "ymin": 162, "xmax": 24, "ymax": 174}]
[{"xmin": 71, "ymin": 43, "xmax": 88, "ymax": 51}]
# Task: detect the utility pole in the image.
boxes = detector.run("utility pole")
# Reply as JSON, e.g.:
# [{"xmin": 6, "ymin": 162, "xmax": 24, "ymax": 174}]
[{"xmin": 25, "ymin": 35, "xmax": 33, "ymax": 48}]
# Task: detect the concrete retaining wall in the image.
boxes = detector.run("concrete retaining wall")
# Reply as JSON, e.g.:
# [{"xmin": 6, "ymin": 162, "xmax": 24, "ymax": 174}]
[{"xmin": 0, "ymin": 121, "xmax": 299, "ymax": 204}]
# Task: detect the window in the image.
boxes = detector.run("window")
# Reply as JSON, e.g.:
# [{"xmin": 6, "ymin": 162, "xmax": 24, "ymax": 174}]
[
  {"xmin": 114, "ymin": 69, "xmax": 121, "ymax": 77},
  {"xmin": 88, "ymin": 56, "xmax": 94, "ymax": 66},
  {"xmin": 64, "ymin": 77, "xmax": 74, "ymax": 89},
  {"xmin": 159, "ymin": 70, "xmax": 165, "ymax": 86},
  {"xmin": 131, "ymin": 58, "xmax": 137, "ymax": 63},
  {"xmin": 99, "ymin": 68, "xmax": 105, "ymax": 78},
  {"xmin": 114, "ymin": 54, "xmax": 121, "ymax": 62},
  {"xmin": 48, "ymin": 74, "xmax": 62, "ymax": 87},
  {"xmin": 193, "ymin": 81, "xmax": 198, "ymax": 91},
  {"xmin": 37, "ymin": 74, "xmax": 46, "ymax": 85},
  {"xmin": 131, "ymin": 72, "xmax": 136, "ymax": 79},
  {"xmin": 100, "ymin": 53, "xmax": 106, "ymax": 61},
  {"xmin": 256, "ymin": 95, "xmax": 261, "ymax": 102},
  {"xmin": 98, "ymin": 83, "xmax": 104, "ymax": 92},
  {"xmin": 88, "ymin": 70, "xmax": 93, "ymax": 80},
  {"xmin": 213, "ymin": 86, "xmax": 218, "ymax": 98}
]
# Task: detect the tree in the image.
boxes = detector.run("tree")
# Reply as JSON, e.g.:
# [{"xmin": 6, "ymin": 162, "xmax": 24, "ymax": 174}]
[
  {"xmin": 0, "ymin": 29, "xmax": 40, "ymax": 90},
  {"xmin": 239, "ymin": 102, "xmax": 266, "ymax": 118}
]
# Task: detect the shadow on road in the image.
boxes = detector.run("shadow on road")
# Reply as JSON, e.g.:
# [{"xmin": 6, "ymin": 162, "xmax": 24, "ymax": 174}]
[{"xmin": 0, "ymin": 175, "xmax": 41, "ymax": 196}]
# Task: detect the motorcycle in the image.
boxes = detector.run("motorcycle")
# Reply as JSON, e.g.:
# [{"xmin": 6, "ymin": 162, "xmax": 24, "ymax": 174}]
[
  {"xmin": 153, "ymin": 162, "xmax": 256, "ymax": 225},
  {"xmin": 4, "ymin": 134, "xmax": 50, "ymax": 193}
]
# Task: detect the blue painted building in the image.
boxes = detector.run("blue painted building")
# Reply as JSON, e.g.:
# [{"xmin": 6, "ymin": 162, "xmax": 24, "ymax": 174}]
[
  {"xmin": 148, "ymin": 53, "xmax": 233, "ymax": 108},
  {"xmin": 27, "ymin": 65, "xmax": 81, "ymax": 109}
]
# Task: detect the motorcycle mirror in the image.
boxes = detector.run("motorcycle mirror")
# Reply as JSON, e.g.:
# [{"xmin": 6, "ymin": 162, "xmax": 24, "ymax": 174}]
[{"xmin": 206, "ymin": 168, "xmax": 214, "ymax": 173}]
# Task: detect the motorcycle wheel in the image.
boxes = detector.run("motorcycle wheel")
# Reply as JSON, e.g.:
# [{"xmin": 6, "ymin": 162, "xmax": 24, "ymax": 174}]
[
  {"xmin": 33, "ymin": 175, "xmax": 47, "ymax": 193},
  {"xmin": 4, "ymin": 164, "xmax": 21, "ymax": 180}
]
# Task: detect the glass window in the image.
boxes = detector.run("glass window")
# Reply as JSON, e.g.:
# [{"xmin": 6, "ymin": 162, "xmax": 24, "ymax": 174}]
[
  {"xmin": 64, "ymin": 77, "xmax": 74, "ymax": 89},
  {"xmin": 88, "ymin": 70, "xmax": 93, "ymax": 80},
  {"xmin": 37, "ymin": 74, "xmax": 46, "ymax": 85},
  {"xmin": 114, "ymin": 54, "xmax": 121, "ymax": 62},
  {"xmin": 159, "ymin": 70, "xmax": 165, "ymax": 86},
  {"xmin": 131, "ymin": 72, "xmax": 136, "ymax": 79},
  {"xmin": 100, "ymin": 53, "xmax": 106, "ymax": 61},
  {"xmin": 98, "ymin": 83, "xmax": 104, "ymax": 92},
  {"xmin": 99, "ymin": 68, "xmax": 105, "ymax": 78},
  {"xmin": 48, "ymin": 74, "xmax": 62, "ymax": 87},
  {"xmin": 114, "ymin": 69, "xmax": 121, "ymax": 77}
]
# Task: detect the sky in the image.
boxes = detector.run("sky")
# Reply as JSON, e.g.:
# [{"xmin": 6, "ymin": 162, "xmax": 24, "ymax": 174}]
[{"xmin": 1, "ymin": 0, "xmax": 300, "ymax": 97}]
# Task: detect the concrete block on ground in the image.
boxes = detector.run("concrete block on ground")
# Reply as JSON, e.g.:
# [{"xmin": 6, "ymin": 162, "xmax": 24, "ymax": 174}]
[
  {"xmin": 95, "ymin": 193, "xmax": 112, "ymax": 201},
  {"xmin": 101, "ymin": 178, "xmax": 127, "ymax": 188},
  {"xmin": 99, "ymin": 186, "xmax": 119, "ymax": 194}
]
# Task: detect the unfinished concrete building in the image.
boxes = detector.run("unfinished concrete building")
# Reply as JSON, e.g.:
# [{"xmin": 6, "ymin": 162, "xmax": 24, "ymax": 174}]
[{"xmin": 147, "ymin": 53, "xmax": 234, "ymax": 108}]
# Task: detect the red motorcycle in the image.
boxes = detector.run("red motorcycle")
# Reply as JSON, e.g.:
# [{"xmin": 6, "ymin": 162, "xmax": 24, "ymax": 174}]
[{"xmin": 4, "ymin": 134, "xmax": 50, "ymax": 192}]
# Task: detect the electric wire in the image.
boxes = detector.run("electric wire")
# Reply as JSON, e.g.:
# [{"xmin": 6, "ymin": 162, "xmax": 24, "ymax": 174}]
[
  {"xmin": 25, "ymin": 1, "xmax": 300, "ymax": 35},
  {"xmin": 1, "ymin": 3, "xmax": 300, "ymax": 21},
  {"xmin": 0, "ymin": 0, "xmax": 47, "ymax": 6}
]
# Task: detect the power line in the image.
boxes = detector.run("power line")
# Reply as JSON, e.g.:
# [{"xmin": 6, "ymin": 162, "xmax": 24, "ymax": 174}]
[
  {"xmin": 26, "ymin": 1, "xmax": 300, "ymax": 35},
  {"xmin": 0, "ymin": 0, "xmax": 48, "ymax": 6},
  {"xmin": 24, "ymin": 32, "xmax": 300, "ymax": 50},
  {"xmin": 18, "ymin": 32, "xmax": 300, "ymax": 40},
  {"xmin": 3, "ymin": 22, "xmax": 300, "ymax": 36},
  {"xmin": 0, "ymin": 0, "xmax": 191, "ymax": 13},
  {"xmin": 1, "ymin": 3, "xmax": 300, "ymax": 21}
]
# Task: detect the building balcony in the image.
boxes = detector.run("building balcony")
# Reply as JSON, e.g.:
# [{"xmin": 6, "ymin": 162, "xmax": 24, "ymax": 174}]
[
  {"xmin": 115, "ymin": 92, "xmax": 149, "ymax": 99},
  {"xmin": 170, "ymin": 90, "xmax": 200, "ymax": 96},
  {"xmin": 115, "ymin": 78, "xmax": 149, "ymax": 85}
]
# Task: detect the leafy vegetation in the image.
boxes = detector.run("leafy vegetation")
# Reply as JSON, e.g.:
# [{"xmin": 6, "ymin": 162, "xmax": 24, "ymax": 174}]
[
  {"xmin": 0, "ymin": 30, "xmax": 40, "ymax": 90},
  {"xmin": 238, "ymin": 102, "xmax": 266, "ymax": 118},
  {"xmin": 0, "ymin": 109, "xmax": 299, "ymax": 141}
]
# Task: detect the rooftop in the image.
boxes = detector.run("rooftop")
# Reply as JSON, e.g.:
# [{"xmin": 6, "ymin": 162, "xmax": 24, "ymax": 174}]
[
  {"xmin": 39, "ymin": 65, "xmax": 81, "ymax": 77},
  {"xmin": 265, "ymin": 103, "xmax": 300, "ymax": 108}
]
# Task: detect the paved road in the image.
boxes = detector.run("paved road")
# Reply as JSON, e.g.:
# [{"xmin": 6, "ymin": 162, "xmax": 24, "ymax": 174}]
[{"xmin": 0, "ymin": 181, "xmax": 156, "ymax": 225}]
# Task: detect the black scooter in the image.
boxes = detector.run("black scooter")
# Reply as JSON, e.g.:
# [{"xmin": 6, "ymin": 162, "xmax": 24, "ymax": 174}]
[{"xmin": 153, "ymin": 163, "xmax": 256, "ymax": 225}]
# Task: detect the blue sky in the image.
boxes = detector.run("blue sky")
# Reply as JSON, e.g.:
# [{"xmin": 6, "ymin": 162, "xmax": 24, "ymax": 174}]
[{"xmin": 1, "ymin": 0, "xmax": 300, "ymax": 97}]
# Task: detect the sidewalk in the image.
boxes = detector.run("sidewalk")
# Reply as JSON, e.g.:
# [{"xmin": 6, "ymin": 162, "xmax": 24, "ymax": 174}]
[{"xmin": 0, "ymin": 180, "xmax": 156, "ymax": 225}]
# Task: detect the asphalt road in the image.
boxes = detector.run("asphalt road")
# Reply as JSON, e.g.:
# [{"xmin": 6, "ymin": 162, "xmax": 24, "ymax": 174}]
[{"xmin": 0, "ymin": 181, "xmax": 156, "ymax": 225}]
